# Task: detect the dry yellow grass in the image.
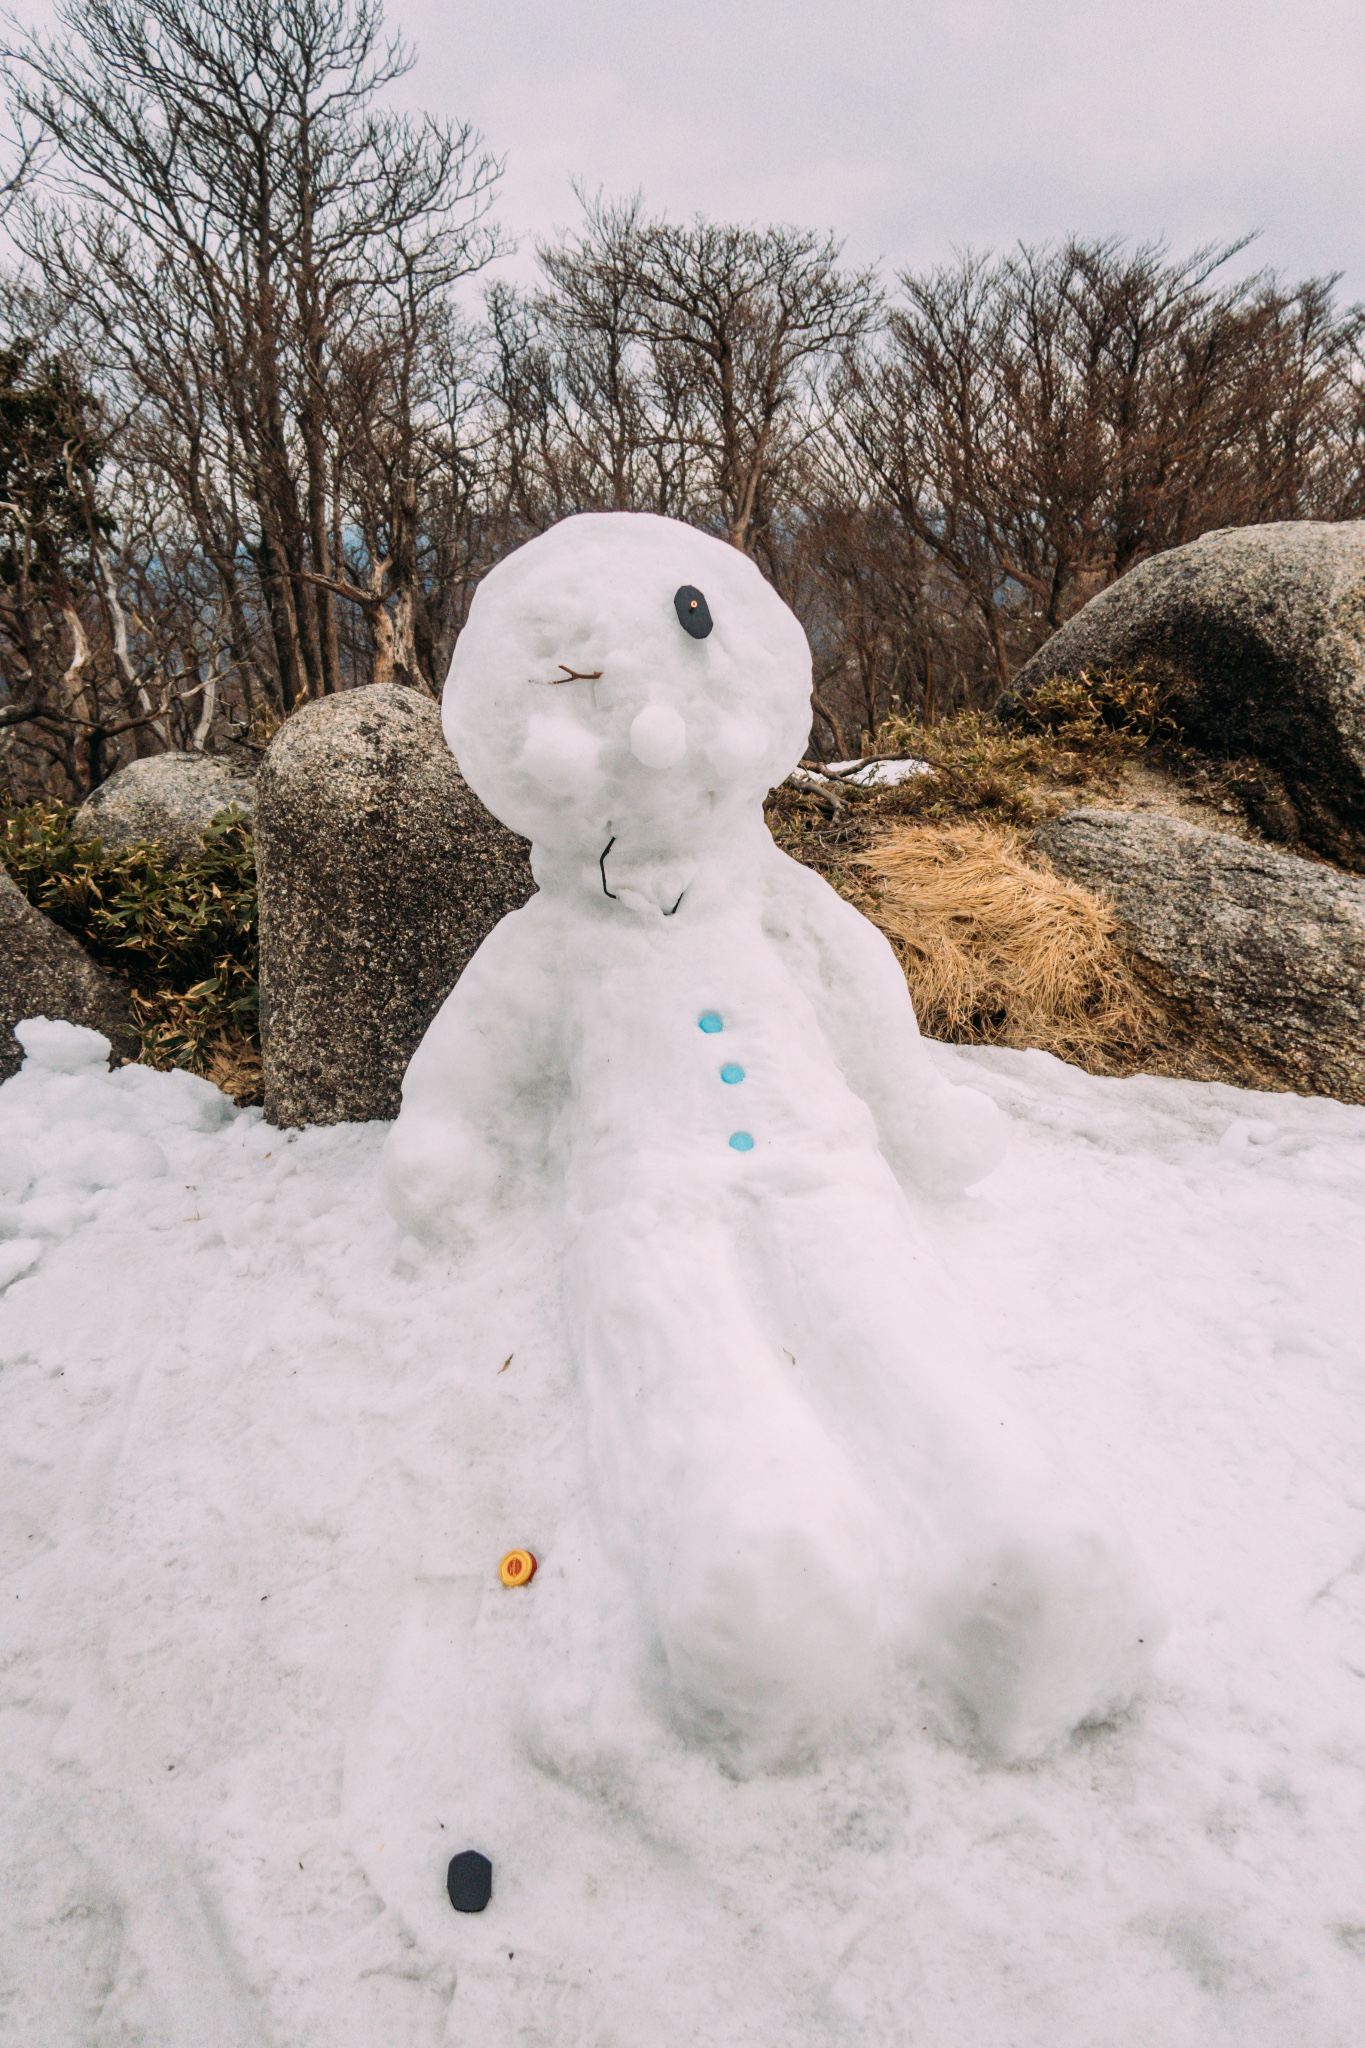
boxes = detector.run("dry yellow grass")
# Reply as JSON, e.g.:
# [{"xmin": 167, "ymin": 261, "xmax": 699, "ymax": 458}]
[
  {"xmin": 856, "ymin": 821, "xmax": 1160, "ymax": 1072},
  {"xmin": 201, "ymin": 1031, "xmax": 264, "ymax": 1106}
]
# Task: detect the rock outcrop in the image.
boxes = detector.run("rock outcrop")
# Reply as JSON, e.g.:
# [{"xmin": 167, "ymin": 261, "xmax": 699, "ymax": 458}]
[
  {"xmin": 1002, "ymin": 522, "xmax": 1365, "ymax": 869},
  {"xmin": 256, "ymin": 683, "xmax": 534, "ymax": 1127},
  {"xmin": 1033, "ymin": 808, "xmax": 1365, "ymax": 1102},
  {"xmin": 74, "ymin": 752, "xmax": 255, "ymax": 862},
  {"xmin": 0, "ymin": 868, "xmax": 140, "ymax": 1079}
]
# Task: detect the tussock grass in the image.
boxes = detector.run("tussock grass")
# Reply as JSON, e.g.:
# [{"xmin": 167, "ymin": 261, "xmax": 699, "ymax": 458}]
[
  {"xmin": 768, "ymin": 686, "xmax": 1270, "ymax": 1082},
  {"xmin": 768, "ymin": 670, "xmax": 1187, "ymax": 876},
  {"xmin": 1000, "ymin": 663, "xmax": 1183, "ymax": 754},
  {"xmin": 870, "ymin": 710, "xmax": 1090, "ymax": 827},
  {"xmin": 855, "ymin": 821, "xmax": 1160, "ymax": 1072},
  {"xmin": 764, "ymin": 703, "xmax": 1112, "ymax": 887},
  {"xmin": 200, "ymin": 1032, "xmax": 263, "ymax": 1104}
]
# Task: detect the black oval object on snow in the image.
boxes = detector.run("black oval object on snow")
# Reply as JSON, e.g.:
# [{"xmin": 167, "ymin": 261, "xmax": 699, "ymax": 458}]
[
  {"xmin": 447, "ymin": 1849, "xmax": 493, "ymax": 1913},
  {"xmin": 674, "ymin": 586, "xmax": 713, "ymax": 638}
]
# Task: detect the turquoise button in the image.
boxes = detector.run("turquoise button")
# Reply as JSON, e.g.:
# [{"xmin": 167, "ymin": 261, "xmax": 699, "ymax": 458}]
[
  {"xmin": 698, "ymin": 1012, "xmax": 723, "ymax": 1033},
  {"xmin": 720, "ymin": 1063, "xmax": 744, "ymax": 1085},
  {"xmin": 729, "ymin": 1131, "xmax": 754, "ymax": 1152}
]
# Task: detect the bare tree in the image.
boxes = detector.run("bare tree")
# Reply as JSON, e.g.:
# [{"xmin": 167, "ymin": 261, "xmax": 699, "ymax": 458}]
[
  {"xmin": 530, "ymin": 196, "xmax": 877, "ymax": 558},
  {"xmin": 827, "ymin": 238, "xmax": 1365, "ymax": 702},
  {"xmin": 631, "ymin": 211, "xmax": 876, "ymax": 558},
  {"xmin": 8, "ymin": 0, "xmax": 501, "ymax": 710},
  {"xmin": 6, "ymin": 78, "xmax": 1365, "ymax": 806},
  {"xmin": 0, "ymin": 114, "xmax": 46, "ymax": 222},
  {"xmin": 0, "ymin": 332, "xmax": 226, "ymax": 797}
]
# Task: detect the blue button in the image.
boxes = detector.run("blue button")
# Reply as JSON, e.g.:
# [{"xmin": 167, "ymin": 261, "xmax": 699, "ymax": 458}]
[
  {"xmin": 729, "ymin": 1131, "xmax": 754, "ymax": 1152},
  {"xmin": 698, "ymin": 1012, "xmax": 723, "ymax": 1033},
  {"xmin": 720, "ymin": 1063, "xmax": 744, "ymax": 1085}
]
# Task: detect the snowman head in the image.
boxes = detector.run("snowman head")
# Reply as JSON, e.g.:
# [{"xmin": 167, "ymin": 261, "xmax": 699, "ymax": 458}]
[{"xmin": 444, "ymin": 514, "xmax": 812, "ymax": 881}]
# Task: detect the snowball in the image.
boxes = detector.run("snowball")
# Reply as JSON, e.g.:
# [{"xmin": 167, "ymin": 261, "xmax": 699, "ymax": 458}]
[
  {"xmin": 14, "ymin": 1018, "xmax": 112, "ymax": 1073},
  {"xmin": 629, "ymin": 702, "xmax": 687, "ymax": 768},
  {"xmin": 111, "ymin": 1061, "xmax": 237, "ymax": 1132}
]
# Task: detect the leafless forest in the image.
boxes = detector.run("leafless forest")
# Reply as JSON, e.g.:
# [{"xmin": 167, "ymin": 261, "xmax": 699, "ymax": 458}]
[{"xmin": 2, "ymin": 0, "xmax": 1364, "ymax": 802}]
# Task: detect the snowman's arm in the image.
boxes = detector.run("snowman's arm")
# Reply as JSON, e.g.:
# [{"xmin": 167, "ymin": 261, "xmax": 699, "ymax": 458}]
[
  {"xmin": 380, "ymin": 899, "xmax": 565, "ymax": 1243},
  {"xmin": 761, "ymin": 843, "xmax": 1005, "ymax": 1195}
]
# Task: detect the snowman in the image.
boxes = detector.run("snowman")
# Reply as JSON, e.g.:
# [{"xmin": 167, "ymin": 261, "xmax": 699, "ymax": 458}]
[{"xmin": 383, "ymin": 513, "xmax": 1162, "ymax": 1765}]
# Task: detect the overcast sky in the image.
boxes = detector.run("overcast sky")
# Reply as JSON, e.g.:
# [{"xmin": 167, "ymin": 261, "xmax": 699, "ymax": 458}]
[
  {"xmin": 9, "ymin": 0, "xmax": 1364, "ymax": 304},
  {"xmin": 388, "ymin": 0, "xmax": 1365, "ymax": 303}
]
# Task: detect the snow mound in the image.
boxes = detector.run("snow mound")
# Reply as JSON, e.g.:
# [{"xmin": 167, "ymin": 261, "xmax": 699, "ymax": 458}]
[
  {"xmin": 3, "ymin": 1039, "xmax": 1365, "ymax": 2044},
  {"xmin": 14, "ymin": 1016, "xmax": 116, "ymax": 1073}
]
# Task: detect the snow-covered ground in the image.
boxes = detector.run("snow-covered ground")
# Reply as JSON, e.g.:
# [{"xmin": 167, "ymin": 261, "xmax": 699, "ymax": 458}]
[{"xmin": 2, "ymin": 1021, "xmax": 1364, "ymax": 2048}]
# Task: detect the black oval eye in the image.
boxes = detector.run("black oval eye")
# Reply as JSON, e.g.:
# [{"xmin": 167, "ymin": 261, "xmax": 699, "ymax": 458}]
[{"xmin": 673, "ymin": 586, "xmax": 713, "ymax": 639}]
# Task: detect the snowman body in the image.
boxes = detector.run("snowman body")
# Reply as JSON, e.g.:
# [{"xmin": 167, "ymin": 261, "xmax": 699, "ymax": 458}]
[{"xmin": 384, "ymin": 513, "xmax": 1162, "ymax": 1761}]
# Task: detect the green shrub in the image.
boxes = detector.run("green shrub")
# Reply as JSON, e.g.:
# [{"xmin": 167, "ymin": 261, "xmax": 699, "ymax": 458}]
[{"xmin": 0, "ymin": 803, "xmax": 260, "ymax": 1099}]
